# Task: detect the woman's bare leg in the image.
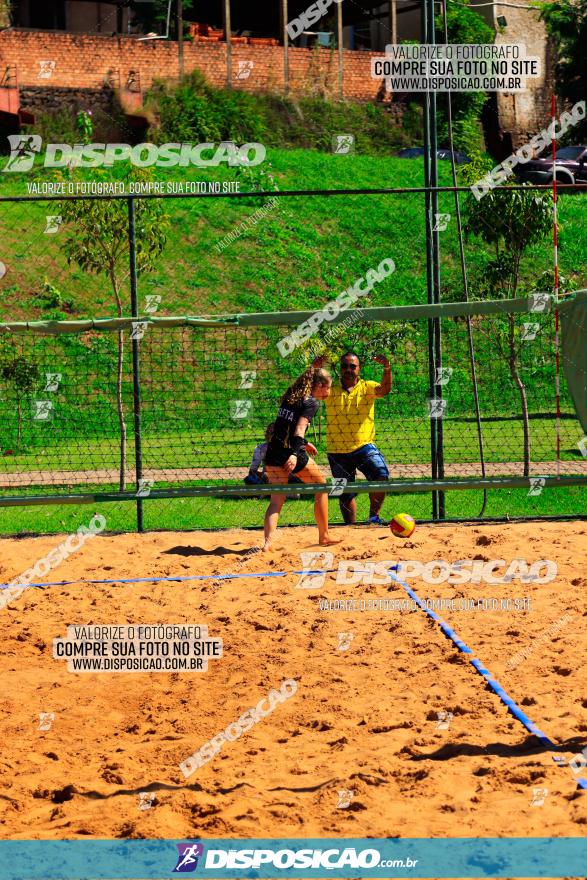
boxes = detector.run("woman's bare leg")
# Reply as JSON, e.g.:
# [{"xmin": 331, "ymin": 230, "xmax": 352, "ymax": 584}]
[
  {"xmin": 297, "ymin": 458, "xmax": 341, "ymax": 546},
  {"xmin": 314, "ymin": 491, "xmax": 341, "ymax": 546},
  {"xmin": 263, "ymin": 492, "xmax": 286, "ymax": 550}
]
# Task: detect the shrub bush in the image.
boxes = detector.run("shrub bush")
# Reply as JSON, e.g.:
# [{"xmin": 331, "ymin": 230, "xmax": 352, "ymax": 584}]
[{"xmin": 146, "ymin": 70, "xmax": 421, "ymax": 155}]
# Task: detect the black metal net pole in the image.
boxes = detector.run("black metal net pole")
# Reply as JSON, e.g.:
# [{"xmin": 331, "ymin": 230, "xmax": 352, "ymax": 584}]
[
  {"xmin": 422, "ymin": 0, "xmax": 439, "ymax": 520},
  {"xmin": 128, "ymin": 197, "xmax": 145, "ymax": 533},
  {"xmin": 428, "ymin": 0, "xmax": 446, "ymax": 519}
]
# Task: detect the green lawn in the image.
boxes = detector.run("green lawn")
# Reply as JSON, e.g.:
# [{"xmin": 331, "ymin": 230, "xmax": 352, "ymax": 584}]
[
  {"xmin": 1, "ymin": 415, "xmax": 584, "ymax": 476},
  {"xmin": 0, "ymin": 149, "xmax": 586, "ymax": 322}
]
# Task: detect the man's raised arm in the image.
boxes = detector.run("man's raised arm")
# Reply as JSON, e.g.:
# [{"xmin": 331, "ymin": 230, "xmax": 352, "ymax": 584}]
[{"xmin": 373, "ymin": 354, "xmax": 392, "ymax": 398}]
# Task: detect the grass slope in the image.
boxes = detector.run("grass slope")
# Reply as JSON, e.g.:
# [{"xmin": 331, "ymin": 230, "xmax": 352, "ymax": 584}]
[{"xmin": 0, "ymin": 149, "xmax": 585, "ymax": 321}]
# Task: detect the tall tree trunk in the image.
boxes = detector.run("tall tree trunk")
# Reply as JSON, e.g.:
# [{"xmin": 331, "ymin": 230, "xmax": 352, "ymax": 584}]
[{"xmin": 508, "ymin": 315, "xmax": 530, "ymax": 477}]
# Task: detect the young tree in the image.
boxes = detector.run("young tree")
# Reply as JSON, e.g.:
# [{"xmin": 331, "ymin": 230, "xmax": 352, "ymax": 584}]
[
  {"xmin": 435, "ymin": 0, "xmax": 494, "ymax": 154},
  {"xmin": 0, "ymin": 355, "xmax": 40, "ymax": 450},
  {"xmin": 463, "ymin": 166, "xmax": 553, "ymax": 475},
  {"xmin": 58, "ymin": 169, "xmax": 168, "ymax": 491}
]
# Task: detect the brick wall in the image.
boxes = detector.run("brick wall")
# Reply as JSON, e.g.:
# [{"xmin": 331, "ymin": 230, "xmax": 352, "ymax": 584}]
[
  {"xmin": 1, "ymin": 25, "xmax": 557, "ymax": 148},
  {"xmin": 0, "ymin": 29, "xmax": 385, "ymax": 102}
]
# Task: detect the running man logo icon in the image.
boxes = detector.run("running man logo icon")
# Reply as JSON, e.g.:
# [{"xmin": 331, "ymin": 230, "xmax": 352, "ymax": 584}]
[
  {"xmin": 144, "ymin": 295, "xmax": 162, "ymax": 314},
  {"xmin": 296, "ymin": 551, "xmax": 334, "ymax": 589},
  {"xmin": 336, "ymin": 789, "xmax": 355, "ymax": 809},
  {"xmin": 44, "ymin": 215, "xmax": 63, "ymax": 234},
  {"xmin": 435, "ymin": 367, "xmax": 453, "ymax": 386},
  {"xmin": 44, "ymin": 373, "xmax": 62, "ymax": 392},
  {"xmin": 427, "ymin": 398, "xmax": 447, "ymax": 419},
  {"xmin": 130, "ymin": 321, "xmax": 149, "ymax": 341},
  {"xmin": 436, "ymin": 710, "xmax": 453, "ymax": 730},
  {"xmin": 337, "ymin": 632, "xmax": 354, "ymax": 652},
  {"xmin": 528, "ymin": 477, "xmax": 546, "ymax": 497},
  {"xmin": 329, "ymin": 477, "xmax": 347, "ymax": 497},
  {"xmin": 137, "ymin": 479, "xmax": 154, "ymax": 498},
  {"xmin": 32, "ymin": 400, "xmax": 53, "ymax": 421},
  {"xmin": 530, "ymin": 787, "xmax": 548, "ymax": 807},
  {"xmin": 332, "ymin": 134, "xmax": 355, "ymax": 155},
  {"xmin": 236, "ymin": 60, "xmax": 254, "ymax": 80},
  {"xmin": 138, "ymin": 792, "xmax": 155, "ymax": 811},
  {"xmin": 3, "ymin": 135, "xmax": 43, "ymax": 173},
  {"xmin": 239, "ymin": 370, "xmax": 257, "ymax": 390},
  {"xmin": 433, "ymin": 213, "xmax": 451, "ymax": 232},
  {"xmin": 568, "ymin": 746, "xmax": 587, "ymax": 775},
  {"xmin": 522, "ymin": 322, "xmax": 540, "ymax": 341},
  {"xmin": 38, "ymin": 712, "xmax": 55, "ymax": 731},
  {"xmin": 230, "ymin": 400, "xmax": 252, "ymax": 420},
  {"xmin": 173, "ymin": 843, "xmax": 204, "ymax": 873},
  {"xmin": 528, "ymin": 292, "xmax": 551, "ymax": 313},
  {"xmin": 38, "ymin": 60, "xmax": 56, "ymax": 79}
]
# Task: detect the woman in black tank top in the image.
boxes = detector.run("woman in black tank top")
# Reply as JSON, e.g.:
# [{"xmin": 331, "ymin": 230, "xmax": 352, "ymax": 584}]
[{"xmin": 263, "ymin": 365, "xmax": 342, "ymax": 551}]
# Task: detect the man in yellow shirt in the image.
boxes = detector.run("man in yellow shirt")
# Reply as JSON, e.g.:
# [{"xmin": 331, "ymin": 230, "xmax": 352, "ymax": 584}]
[{"xmin": 323, "ymin": 351, "xmax": 392, "ymax": 525}]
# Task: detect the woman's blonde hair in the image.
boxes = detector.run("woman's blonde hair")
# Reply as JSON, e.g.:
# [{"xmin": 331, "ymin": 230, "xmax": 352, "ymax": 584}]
[{"xmin": 281, "ymin": 367, "xmax": 331, "ymax": 406}]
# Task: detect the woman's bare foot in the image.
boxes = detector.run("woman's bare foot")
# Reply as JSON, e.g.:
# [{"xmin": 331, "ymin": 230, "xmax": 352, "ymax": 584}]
[
  {"xmin": 262, "ymin": 539, "xmax": 273, "ymax": 552},
  {"xmin": 319, "ymin": 536, "xmax": 342, "ymax": 546}
]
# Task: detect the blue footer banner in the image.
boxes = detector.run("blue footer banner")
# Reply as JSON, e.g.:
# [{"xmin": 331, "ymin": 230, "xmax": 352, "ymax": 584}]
[{"xmin": 0, "ymin": 838, "xmax": 586, "ymax": 878}]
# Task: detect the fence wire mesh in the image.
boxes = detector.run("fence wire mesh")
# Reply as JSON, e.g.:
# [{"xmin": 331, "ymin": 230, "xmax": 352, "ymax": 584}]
[{"xmin": 0, "ymin": 305, "xmax": 585, "ymax": 531}]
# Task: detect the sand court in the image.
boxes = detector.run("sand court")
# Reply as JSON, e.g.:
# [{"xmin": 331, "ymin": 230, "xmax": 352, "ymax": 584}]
[{"xmin": 0, "ymin": 521, "xmax": 585, "ymax": 840}]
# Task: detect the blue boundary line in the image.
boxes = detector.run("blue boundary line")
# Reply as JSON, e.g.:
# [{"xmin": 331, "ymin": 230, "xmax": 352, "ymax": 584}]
[
  {"xmin": 0, "ymin": 568, "xmax": 353, "ymax": 590},
  {"xmin": 389, "ymin": 570, "xmax": 587, "ymax": 791}
]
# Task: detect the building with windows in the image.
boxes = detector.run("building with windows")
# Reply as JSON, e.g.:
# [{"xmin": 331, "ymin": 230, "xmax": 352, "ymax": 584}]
[{"xmin": 6, "ymin": 1, "xmax": 419, "ymax": 45}]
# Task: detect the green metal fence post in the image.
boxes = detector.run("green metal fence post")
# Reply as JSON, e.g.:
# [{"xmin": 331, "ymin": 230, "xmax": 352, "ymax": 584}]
[{"xmin": 128, "ymin": 197, "xmax": 145, "ymax": 533}]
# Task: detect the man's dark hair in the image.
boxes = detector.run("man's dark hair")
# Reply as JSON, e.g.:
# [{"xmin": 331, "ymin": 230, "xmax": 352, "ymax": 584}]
[{"xmin": 340, "ymin": 351, "xmax": 360, "ymax": 363}]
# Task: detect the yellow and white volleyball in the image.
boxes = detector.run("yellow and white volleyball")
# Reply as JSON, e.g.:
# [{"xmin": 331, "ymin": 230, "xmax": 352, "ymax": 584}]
[{"xmin": 389, "ymin": 513, "xmax": 416, "ymax": 538}]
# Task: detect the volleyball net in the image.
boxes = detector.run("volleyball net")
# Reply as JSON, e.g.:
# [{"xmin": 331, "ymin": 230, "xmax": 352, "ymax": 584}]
[{"xmin": 0, "ymin": 291, "xmax": 586, "ymax": 526}]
